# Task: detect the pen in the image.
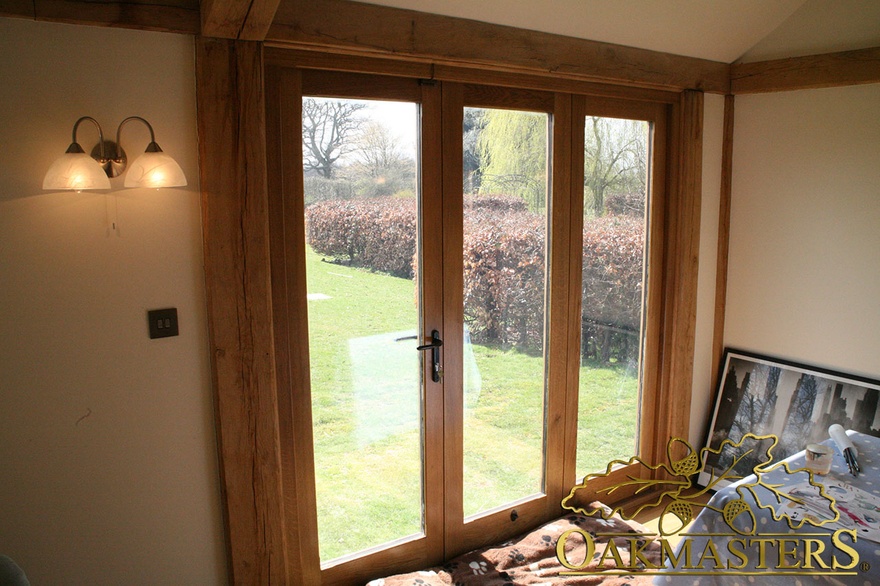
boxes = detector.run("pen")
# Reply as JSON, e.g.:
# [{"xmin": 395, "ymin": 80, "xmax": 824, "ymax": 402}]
[{"xmin": 843, "ymin": 447, "xmax": 860, "ymax": 477}]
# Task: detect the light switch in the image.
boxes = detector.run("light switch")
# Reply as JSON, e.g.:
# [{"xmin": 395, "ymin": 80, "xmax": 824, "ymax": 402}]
[{"xmin": 148, "ymin": 308, "xmax": 179, "ymax": 339}]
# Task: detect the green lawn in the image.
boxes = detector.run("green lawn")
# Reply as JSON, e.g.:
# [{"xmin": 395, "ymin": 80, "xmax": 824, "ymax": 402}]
[{"xmin": 304, "ymin": 246, "xmax": 639, "ymax": 562}]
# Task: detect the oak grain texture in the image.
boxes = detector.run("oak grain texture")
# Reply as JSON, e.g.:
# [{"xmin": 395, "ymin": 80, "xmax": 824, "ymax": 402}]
[
  {"xmin": 654, "ymin": 90, "xmax": 703, "ymax": 463},
  {"xmin": 561, "ymin": 95, "xmax": 586, "ymax": 494},
  {"xmin": 268, "ymin": 0, "xmax": 730, "ymax": 93},
  {"xmin": 711, "ymin": 95, "xmax": 734, "ymax": 389},
  {"xmin": 266, "ymin": 65, "xmax": 323, "ymax": 584},
  {"xmin": 264, "ymin": 46, "xmax": 683, "ymax": 103},
  {"xmin": 636, "ymin": 101, "xmax": 670, "ymax": 467},
  {"xmin": 731, "ymin": 46, "xmax": 880, "ymax": 94},
  {"xmin": 196, "ymin": 37, "xmax": 289, "ymax": 585},
  {"xmin": 201, "ymin": 0, "xmax": 280, "ymax": 39},
  {"xmin": 440, "ymin": 81, "xmax": 467, "ymax": 559},
  {"xmin": 545, "ymin": 91, "xmax": 573, "ymax": 511},
  {"xmin": 1, "ymin": 0, "xmax": 200, "ymax": 33}
]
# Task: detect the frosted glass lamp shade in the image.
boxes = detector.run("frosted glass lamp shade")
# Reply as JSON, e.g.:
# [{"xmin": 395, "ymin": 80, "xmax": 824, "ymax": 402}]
[
  {"xmin": 43, "ymin": 151, "xmax": 111, "ymax": 190},
  {"xmin": 124, "ymin": 150, "xmax": 187, "ymax": 188}
]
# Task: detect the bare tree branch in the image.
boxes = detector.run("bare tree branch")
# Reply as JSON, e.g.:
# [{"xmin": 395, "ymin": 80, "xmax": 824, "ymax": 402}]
[{"xmin": 302, "ymin": 98, "xmax": 367, "ymax": 179}]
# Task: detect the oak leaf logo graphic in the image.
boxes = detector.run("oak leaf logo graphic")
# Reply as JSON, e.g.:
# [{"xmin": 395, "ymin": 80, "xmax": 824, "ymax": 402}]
[{"xmin": 561, "ymin": 434, "xmax": 839, "ymax": 536}]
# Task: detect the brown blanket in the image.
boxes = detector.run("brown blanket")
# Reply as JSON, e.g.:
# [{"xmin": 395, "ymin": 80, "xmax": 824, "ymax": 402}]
[{"xmin": 368, "ymin": 505, "xmax": 662, "ymax": 585}]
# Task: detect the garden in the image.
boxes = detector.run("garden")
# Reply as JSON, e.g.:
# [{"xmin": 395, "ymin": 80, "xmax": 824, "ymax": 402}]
[
  {"xmin": 301, "ymin": 99, "xmax": 648, "ymax": 561},
  {"xmin": 305, "ymin": 193, "xmax": 644, "ymax": 561}
]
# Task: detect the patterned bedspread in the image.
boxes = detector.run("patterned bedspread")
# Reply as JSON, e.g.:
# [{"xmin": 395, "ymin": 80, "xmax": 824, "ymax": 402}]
[{"xmin": 368, "ymin": 504, "xmax": 661, "ymax": 585}]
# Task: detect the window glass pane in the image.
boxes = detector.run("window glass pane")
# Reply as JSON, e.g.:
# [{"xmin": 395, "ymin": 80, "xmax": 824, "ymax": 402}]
[
  {"xmin": 576, "ymin": 116, "xmax": 650, "ymax": 479},
  {"xmin": 462, "ymin": 107, "xmax": 549, "ymax": 518},
  {"xmin": 302, "ymin": 97, "xmax": 422, "ymax": 562}
]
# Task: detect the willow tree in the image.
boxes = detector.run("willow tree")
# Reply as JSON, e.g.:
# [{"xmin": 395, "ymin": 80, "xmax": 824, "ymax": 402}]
[
  {"xmin": 476, "ymin": 109, "xmax": 548, "ymax": 213},
  {"xmin": 584, "ymin": 117, "xmax": 648, "ymax": 216}
]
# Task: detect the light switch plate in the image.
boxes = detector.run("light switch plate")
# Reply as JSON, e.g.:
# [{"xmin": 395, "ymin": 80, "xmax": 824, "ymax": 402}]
[{"xmin": 148, "ymin": 308, "xmax": 179, "ymax": 339}]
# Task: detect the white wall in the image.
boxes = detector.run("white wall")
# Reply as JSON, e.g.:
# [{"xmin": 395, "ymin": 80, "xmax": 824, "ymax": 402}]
[
  {"xmin": 0, "ymin": 18, "xmax": 227, "ymax": 585},
  {"xmin": 725, "ymin": 84, "xmax": 880, "ymax": 380}
]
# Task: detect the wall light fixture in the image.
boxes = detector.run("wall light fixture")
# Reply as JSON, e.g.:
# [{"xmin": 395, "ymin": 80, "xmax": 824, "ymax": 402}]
[{"xmin": 43, "ymin": 116, "xmax": 187, "ymax": 191}]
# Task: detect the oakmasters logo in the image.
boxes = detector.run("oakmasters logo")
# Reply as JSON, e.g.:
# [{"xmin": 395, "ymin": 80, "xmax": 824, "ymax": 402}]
[{"xmin": 555, "ymin": 434, "xmax": 865, "ymax": 578}]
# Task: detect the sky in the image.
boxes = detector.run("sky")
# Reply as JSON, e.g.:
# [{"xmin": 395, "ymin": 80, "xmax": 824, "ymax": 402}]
[{"xmin": 364, "ymin": 100, "xmax": 419, "ymax": 154}]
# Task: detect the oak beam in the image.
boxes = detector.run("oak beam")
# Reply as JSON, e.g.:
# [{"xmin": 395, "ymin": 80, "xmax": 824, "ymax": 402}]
[
  {"xmin": 655, "ymin": 90, "xmax": 703, "ymax": 459},
  {"xmin": 201, "ymin": 0, "xmax": 280, "ymax": 40},
  {"xmin": 0, "ymin": 0, "xmax": 34, "ymax": 18},
  {"xmin": 200, "ymin": 0, "xmax": 248, "ymax": 38},
  {"xmin": 711, "ymin": 95, "xmax": 734, "ymax": 388},
  {"xmin": 268, "ymin": 0, "xmax": 730, "ymax": 93},
  {"xmin": 239, "ymin": 0, "xmax": 280, "ymax": 40},
  {"xmin": 731, "ymin": 46, "xmax": 880, "ymax": 94},
  {"xmin": 195, "ymin": 37, "xmax": 289, "ymax": 584},
  {"xmin": 1, "ymin": 0, "xmax": 199, "ymax": 33}
]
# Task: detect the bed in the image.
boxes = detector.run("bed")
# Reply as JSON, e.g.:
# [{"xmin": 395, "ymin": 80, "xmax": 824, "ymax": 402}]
[
  {"xmin": 369, "ymin": 503, "xmax": 663, "ymax": 585},
  {"xmin": 653, "ymin": 430, "xmax": 880, "ymax": 585},
  {"xmin": 371, "ymin": 432, "xmax": 880, "ymax": 585}
]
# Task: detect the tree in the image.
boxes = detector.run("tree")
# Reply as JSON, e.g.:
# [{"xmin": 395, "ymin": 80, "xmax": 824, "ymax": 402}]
[
  {"xmin": 355, "ymin": 121, "xmax": 406, "ymax": 178},
  {"xmin": 476, "ymin": 109, "xmax": 548, "ymax": 213},
  {"xmin": 350, "ymin": 122, "xmax": 417, "ymax": 198},
  {"xmin": 463, "ymin": 108, "xmax": 486, "ymax": 193},
  {"xmin": 302, "ymin": 98, "xmax": 367, "ymax": 179},
  {"xmin": 584, "ymin": 117, "xmax": 648, "ymax": 216}
]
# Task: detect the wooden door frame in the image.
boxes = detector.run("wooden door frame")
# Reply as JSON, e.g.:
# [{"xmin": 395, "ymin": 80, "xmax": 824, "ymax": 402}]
[
  {"xmin": 197, "ymin": 41, "xmax": 702, "ymax": 584},
  {"xmin": 267, "ymin": 67, "xmax": 447, "ymax": 585},
  {"xmin": 439, "ymin": 84, "xmax": 573, "ymax": 559}
]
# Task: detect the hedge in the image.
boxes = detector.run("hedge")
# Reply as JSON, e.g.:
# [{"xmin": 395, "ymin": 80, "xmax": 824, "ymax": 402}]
[
  {"xmin": 462, "ymin": 207, "xmax": 546, "ymax": 349},
  {"xmin": 306, "ymin": 197, "xmax": 417, "ymax": 278},
  {"xmin": 306, "ymin": 195, "xmax": 645, "ymax": 360},
  {"xmin": 580, "ymin": 216, "xmax": 644, "ymax": 364}
]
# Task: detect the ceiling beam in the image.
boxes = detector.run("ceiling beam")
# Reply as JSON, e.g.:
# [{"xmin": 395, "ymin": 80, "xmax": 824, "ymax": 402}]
[
  {"xmin": 4, "ymin": 0, "xmax": 876, "ymax": 91},
  {"xmin": 731, "ymin": 46, "xmax": 880, "ymax": 94},
  {"xmin": 201, "ymin": 0, "xmax": 281, "ymax": 40},
  {"xmin": 267, "ymin": 0, "xmax": 731, "ymax": 94},
  {"xmin": 0, "ymin": 0, "xmax": 199, "ymax": 34}
]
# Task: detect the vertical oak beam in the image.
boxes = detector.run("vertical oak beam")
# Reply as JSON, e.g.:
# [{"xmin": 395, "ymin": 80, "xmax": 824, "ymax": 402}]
[
  {"xmin": 561, "ymin": 95, "xmax": 586, "ymax": 494},
  {"xmin": 196, "ymin": 37, "xmax": 289, "ymax": 584},
  {"xmin": 265, "ymin": 65, "xmax": 323, "ymax": 584},
  {"xmin": 711, "ymin": 95, "xmax": 735, "ymax": 388},
  {"xmin": 440, "ymin": 81, "xmax": 465, "ymax": 560},
  {"xmin": 657, "ymin": 90, "xmax": 703, "ymax": 456},
  {"xmin": 545, "ymin": 91, "xmax": 573, "ymax": 508}
]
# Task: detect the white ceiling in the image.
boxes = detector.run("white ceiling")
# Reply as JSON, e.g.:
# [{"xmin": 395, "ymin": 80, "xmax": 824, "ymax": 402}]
[{"xmin": 358, "ymin": 0, "xmax": 880, "ymax": 63}]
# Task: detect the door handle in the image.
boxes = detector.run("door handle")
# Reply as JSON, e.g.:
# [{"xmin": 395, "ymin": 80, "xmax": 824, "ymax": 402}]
[{"xmin": 416, "ymin": 329, "xmax": 443, "ymax": 382}]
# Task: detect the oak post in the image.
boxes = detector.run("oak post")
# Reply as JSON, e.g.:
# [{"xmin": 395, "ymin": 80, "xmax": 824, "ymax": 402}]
[
  {"xmin": 711, "ymin": 95, "xmax": 735, "ymax": 388},
  {"xmin": 196, "ymin": 37, "xmax": 289, "ymax": 584},
  {"xmin": 656, "ymin": 89, "xmax": 703, "ymax": 459}
]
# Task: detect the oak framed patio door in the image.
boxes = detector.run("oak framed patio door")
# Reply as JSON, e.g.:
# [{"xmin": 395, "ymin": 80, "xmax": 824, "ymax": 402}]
[{"xmin": 265, "ymin": 59, "xmax": 676, "ymax": 585}]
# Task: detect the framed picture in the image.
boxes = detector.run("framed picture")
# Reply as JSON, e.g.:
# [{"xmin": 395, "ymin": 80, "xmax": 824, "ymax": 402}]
[{"xmin": 699, "ymin": 348, "xmax": 880, "ymax": 488}]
